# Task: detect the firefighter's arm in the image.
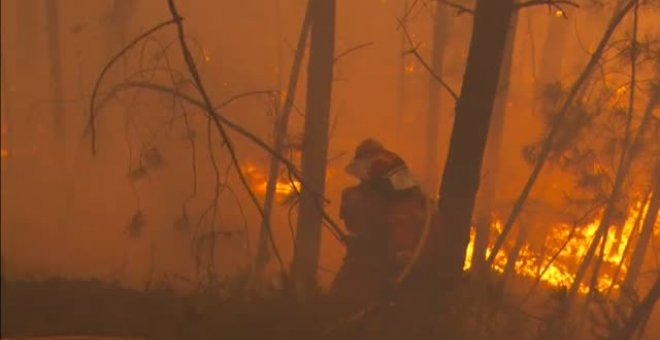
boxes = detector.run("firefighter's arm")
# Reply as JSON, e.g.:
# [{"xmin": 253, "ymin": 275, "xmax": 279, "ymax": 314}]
[{"xmin": 339, "ymin": 187, "xmax": 367, "ymax": 235}]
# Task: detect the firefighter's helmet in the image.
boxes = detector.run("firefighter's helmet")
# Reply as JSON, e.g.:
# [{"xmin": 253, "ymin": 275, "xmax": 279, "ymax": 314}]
[{"xmin": 345, "ymin": 138, "xmax": 418, "ymax": 190}]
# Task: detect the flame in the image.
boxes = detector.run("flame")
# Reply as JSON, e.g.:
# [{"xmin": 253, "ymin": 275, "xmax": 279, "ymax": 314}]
[
  {"xmin": 242, "ymin": 164, "xmax": 301, "ymax": 203},
  {"xmin": 555, "ymin": 10, "xmax": 564, "ymax": 18},
  {"xmin": 465, "ymin": 198, "xmax": 654, "ymax": 294}
]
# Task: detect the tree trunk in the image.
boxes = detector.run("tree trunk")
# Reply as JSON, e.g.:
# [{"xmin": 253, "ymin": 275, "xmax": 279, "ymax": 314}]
[
  {"xmin": 17, "ymin": 0, "xmax": 39, "ymax": 70},
  {"xmin": 107, "ymin": 0, "xmax": 137, "ymax": 72},
  {"xmin": 622, "ymin": 164, "xmax": 660, "ymax": 290},
  {"xmin": 472, "ymin": 10, "xmax": 519, "ymax": 276},
  {"xmin": 502, "ymin": 217, "xmax": 526, "ymax": 287},
  {"xmin": 292, "ymin": 0, "xmax": 335, "ymax": 300},
  {"xmin": 45, "ymin": 0, "xmax": 65, "ymax": 144},
  {"xmin": 435, "ymin": 0, "xmax": 515, "ymax": 280},
  {"xmin": 486, "ymin": 0, "xmax": 636, "ymax": 267},
  {"xmin": 254, "ymin": 3, "xmax": 311, "ymax": 278},
  {"xmin": 424, "ymin": 3, "xmax": 451, "ymax": 191}
]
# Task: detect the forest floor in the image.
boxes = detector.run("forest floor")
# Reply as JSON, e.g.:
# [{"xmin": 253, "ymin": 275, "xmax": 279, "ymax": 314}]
[
  {"xmin": 0, "ymin": 277, "xmax": 338, "ymax": 340},
  {"xmin": 2, "ymin": 276, "xmax": 657, "ymax": 340}
]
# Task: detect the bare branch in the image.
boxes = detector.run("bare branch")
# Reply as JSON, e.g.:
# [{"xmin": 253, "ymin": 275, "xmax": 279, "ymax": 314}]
[
  {"xmin": 89, "ymin": 18, "xmax": 178, "ymax": 154},
  {"xmin": 102, "ymin": 80, "xmax": 348, "ymax": 244},
  {"xmin": 437, "ymin": 0, "xmax": 475, "ymax": 15},
  {"xmin": 166, "ymin": 0, "xmax": 290, "ymax": 275},
  {"xmin": 333, "ymin": 41, "xmax": 374, "ymax": 63},
  {"xmin": 396, "ymin": 17, "xmax": 459, "ymax": 102},
  {"xmin": 516, "ymin": 0, "xmax": 580, "ymax": 18}
]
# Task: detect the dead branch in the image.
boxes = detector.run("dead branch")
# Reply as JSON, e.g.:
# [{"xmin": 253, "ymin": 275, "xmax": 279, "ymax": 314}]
[
  {"xmin": 102, "ymin": 80, "xmax": 347, "ymax": 244},
  {"xmin": 516, "ymin": 0, "xmax": 580, "ymax": 12},
  {"xmin": 437, "ymin": 0, "xmax": 475, "ymax": 15},
  {"xmin": 333, "ymin": 41, "xmax": 374, "ymax": 63},
  {"xmin": 89, "ymin": 18, "xmax": 178, "ymax": 154},
  {"xmin": 396, "ymin": 17, "xmax": 459, "ymax": 102}
]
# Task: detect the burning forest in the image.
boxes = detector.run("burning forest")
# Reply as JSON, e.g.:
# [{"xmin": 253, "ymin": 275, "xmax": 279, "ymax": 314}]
[{"xmin": 1, "ymin": 0, "xmax": 659, "ymax": 339}]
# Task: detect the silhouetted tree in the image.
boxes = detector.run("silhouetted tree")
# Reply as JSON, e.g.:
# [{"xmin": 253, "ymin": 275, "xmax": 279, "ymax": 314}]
[
  {"xmin": 435, "ymin": 0, "xmax": 515, "ymax": 281},
  {"xmin": 292, "ymin": 0, "xmax": 336, "ymax": 300},
  {"xmin": 45, "ymin": 0, "xmax": 65, "ymax": 144},
  {"xmin": 473, "ymin": 10, "xmax": 519, "ymax": 276}
]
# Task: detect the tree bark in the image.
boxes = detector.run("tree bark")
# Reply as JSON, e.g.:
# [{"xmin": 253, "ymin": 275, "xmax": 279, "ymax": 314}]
[
  {"xmin": 424, "ymin": 3, "xmax": 451, "ymax": 192},
  {"xmin": 435, "ymin": 0, "xmax": 515, "ymax": 280},
  {"xmin": 292, "ymin": 0, "xmax": 335, "ymax": 300},
  {"xmin": 472, "ymin": 10, "xmax": 519, "ymax": 276}
]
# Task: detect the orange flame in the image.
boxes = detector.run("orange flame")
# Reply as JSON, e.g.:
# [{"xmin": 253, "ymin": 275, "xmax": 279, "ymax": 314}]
[
  {"xmin": 465, "ymin": 198, "xmax": 653, "ymax": 294},
  {"xmin": 242, "ymin": 164, "xmax": 301, "ymax": 203}
]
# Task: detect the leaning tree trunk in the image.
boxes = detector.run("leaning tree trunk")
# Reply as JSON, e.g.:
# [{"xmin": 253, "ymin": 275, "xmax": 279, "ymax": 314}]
[
  {"xmin": 292, "ymin": 0, "xmax": 335, "ymax": 300},
  {"xmin": 472, "ymin": 10, "xmax": 519, "ymax": 276},
  {"xmin": 569, "ymin": 11, "xmax": 646, "ymax": 297},
  {"xmin": 254, "ymin": 3, "xmax": 311, "ymax": 278},
  {"xmin": 435, "ymin": 0, "xmax": 515, "ymax": 280},
  {"xmin": 486, "ymin": 0, "xmax": 636, "ymax": 267},
  {"xmin": 622, "ymin": 162, "xmax": 660, "ymax": 290},
  {"xmin": 424, "ymin": 2, "xmax": 451, "ymax": 192}
]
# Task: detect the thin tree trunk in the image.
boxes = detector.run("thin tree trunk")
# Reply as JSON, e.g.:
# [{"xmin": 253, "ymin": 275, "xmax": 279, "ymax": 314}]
[
  {"xmin": 254, "ymin": 3, "xmax": 311, "ymax": 278},
  {"xmin": 17, "ymin": 0, "xmax": 38, "ymax": 70},
  {"xmin": 292, "ymin": 0, "xmax": 335, "ymax": 300},
  {"xmin": 45, "ymin": 0, "xmax": 65, "ymax": 143},
  {"xmin": 1, "ymin": 41, "xmax": 10, "ymax": 154},
  {"xmin": 569, "ymin": 18, "xmax": 651, "ymax": 297},
  {"xmin": 424, "ymin": 3, "xmax": 451, "ymax": 191},
  {"xmin": 107, "ymin": 0, "xmax": 137, "ymax": 73},
  {"xmin": 606, "ymin": 192, "xmax": 650, "ymax": 296},
  {"xmin": 0, "ymin": 39, "xmax": 10, "ymax": 235},
  {"xmin": 502, "ymin": 217, "xmax": 527, "ymax": 287},
  {"xmin": 473, "ymin": 11, "xmax": 519, "ymax": 276},
  {"xmin": 486, "ymin": 0, "xmax": 636, "ymax": 267},
  {"xmin": 622, "ymin": 164, "xmax": 660, "ymax": 290},
  {"xmin": 435, "ymin": 0, "xmax": 515, "ymax": 280}
]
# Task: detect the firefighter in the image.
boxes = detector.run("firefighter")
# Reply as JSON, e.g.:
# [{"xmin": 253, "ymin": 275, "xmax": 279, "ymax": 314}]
[{"xmin": 328, "ymin": 138, "xmax": 431, "ymax": 337}]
